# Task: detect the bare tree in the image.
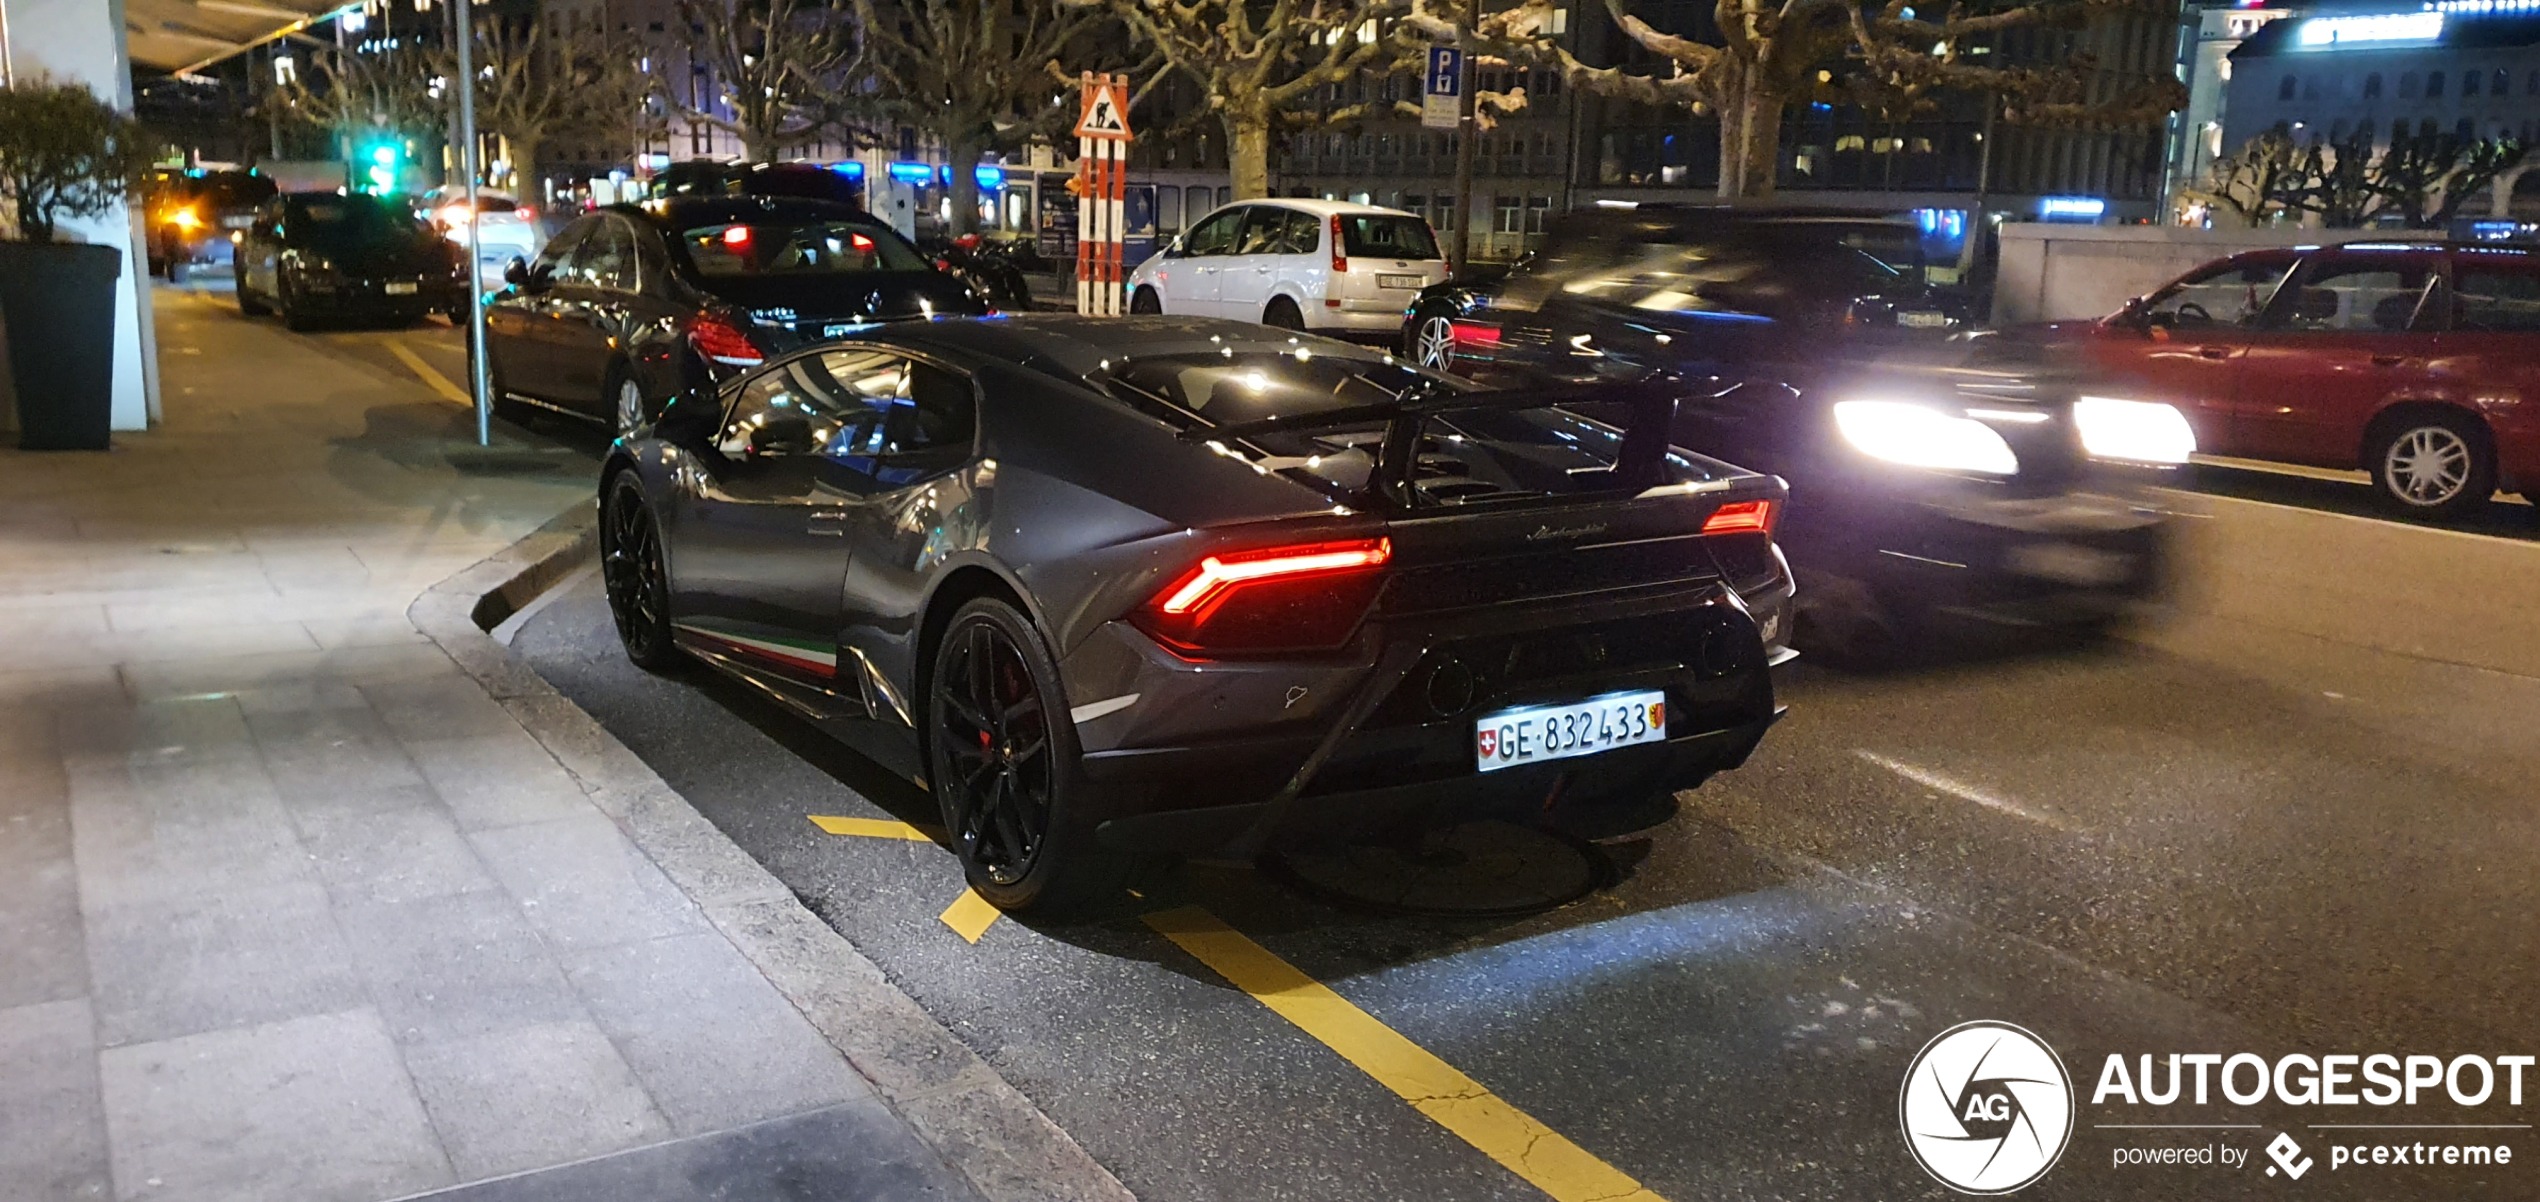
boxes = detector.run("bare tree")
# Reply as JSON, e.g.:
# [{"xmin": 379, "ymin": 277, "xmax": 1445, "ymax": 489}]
[
  {"xmin": 2291, "ymin": 126, "xmax": 2379, "ymax": 229},
  {"xmin": 1084, "ymin": 0, "xmax": 1415, "ymax": 198},
  {"xmin": 2373, "ymin": 130, "xmax": 2528, "ymax": 228},
  {"xmin": 2183, "ymin": 125, "xmax": 2304, "ymax": 227},
  {"xmin": 671, "ymin": 0, "xmax": 862, "ymax": 160},
  {"xmin": 274, "ymin": 41, "xmax": 444, "ymax": 167},
  {"xmin": 1441, "ymin": 0, "xmax": 2177, "ymax": 200},
  {"xmin": 439, "ymin": 20, "xmax": 650, "ymax": 194},
  {"xmin": 853, "ymin": 0, "xmax": 1130, "ymax": 235}
]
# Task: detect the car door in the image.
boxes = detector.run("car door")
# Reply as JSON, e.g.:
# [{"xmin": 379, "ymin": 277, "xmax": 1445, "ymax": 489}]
[
  {"xmin": 2082, "ymin": 254, "xmax": 2293, "ymax": 458},
  {"xmin": 663, "ymin": 360, "xmax": 870, "ymax": 700},
  {"xmin": 484, "ymin": 219, "xmax": 588, "ymax": 401},
  {"xmin": 2233, "ymin": 250, "xmax": 2444, "ymax": 467},
  {"xmin": 546, "ymin": 216, "xmax": 641, "ymax": 413},
  {"xmin": 1215, "ymin": 205, "xmax": 1293, "ymax": 323},
  {"xmin": 1167, "ymin": 206, "xmax": 1248, "ymax": 317},
  {"xmin": 2439, "ymin": 254, "xmax": 2540, "ymax": 485},
  {"xmin": 240, "ymin": 201, "xmax": 284, "ymax": 301},
  {"xmin": 824, "ymin": 352, "xmax": 982, "ymax": 725}
]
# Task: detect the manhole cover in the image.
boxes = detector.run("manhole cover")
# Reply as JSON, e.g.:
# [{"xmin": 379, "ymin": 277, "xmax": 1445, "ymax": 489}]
[{"xmin": 1260, "ymin": 820, "xmax": 1615, "ymax": 918}]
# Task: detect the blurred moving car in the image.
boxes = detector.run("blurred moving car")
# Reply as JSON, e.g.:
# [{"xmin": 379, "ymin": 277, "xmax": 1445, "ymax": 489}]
[
  {"xmin": 144, "ymin": 168, "xmax": 276, "ymax": 282},
  {"xmin": 597, "ymin": 315, "xmax": 1786, "ymax": 911},
  {"xmin": 234, "ymin": 192, "xmax": 465, "ymax": 329},
  {"xmin": 1127, "ymin": 199, "xmax": 1447, "ymax": 337},
  {"xmin": 1402, "ymin": 206, "xmax": 2180, "ymax": 661},
  {"xmin": 2046, "ymin": 241, "xmax": 2540, "ymax": 522},
  {"xmin": 481, "ymin": 197, "xmax": 987, "ymax": 434},
  {"xmin": 420, "ymin": 186, "xmax": 542, "ymax": 292}
]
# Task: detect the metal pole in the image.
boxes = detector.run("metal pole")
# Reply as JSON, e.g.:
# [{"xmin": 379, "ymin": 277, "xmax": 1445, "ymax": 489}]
[
  {"xmin": 1450, "ymin": 0, "xmax": 1479, "ymax": 274},
  {"xmin": 453, "ymin": 0, "xmax": 491, "ymax": 446}
]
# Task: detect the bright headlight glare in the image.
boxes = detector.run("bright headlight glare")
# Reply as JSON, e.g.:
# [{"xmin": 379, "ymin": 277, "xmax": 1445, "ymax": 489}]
[
  {"xmin": 1832, "ymin": 400, "xmax": 2018, "ymax": 476},
  {"xmin": 2074, "ymin": 396, "xmax": 2195, "ymax": 465}
]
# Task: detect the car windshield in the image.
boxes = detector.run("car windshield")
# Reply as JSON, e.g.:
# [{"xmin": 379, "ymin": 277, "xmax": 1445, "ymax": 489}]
[
  {"xmin": 1340, "ymin": 215, "xmax": 1441, "ymax": 261},
  {"xmin": 1105, "ymin": 351, "xmax": 1727, "ymax": 506},
  {"xmin": 290, "ymin": 197, "xmax": 427, "ymax": 247},
  {"xmin": 678, "ymin": 221, "xmax": 929, "ymax": 275}
]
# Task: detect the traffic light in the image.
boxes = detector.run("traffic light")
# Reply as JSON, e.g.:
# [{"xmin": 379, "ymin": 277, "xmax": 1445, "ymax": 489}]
[{"xmin": 357, "ymin": 137, "xmax": 403, "ymax": 193}]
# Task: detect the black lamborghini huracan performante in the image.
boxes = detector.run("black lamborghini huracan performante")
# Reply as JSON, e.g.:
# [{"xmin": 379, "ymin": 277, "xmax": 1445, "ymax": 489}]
[{"xmin": 598, "ymin": 315, "xmax": 1791, "ymax": 912}]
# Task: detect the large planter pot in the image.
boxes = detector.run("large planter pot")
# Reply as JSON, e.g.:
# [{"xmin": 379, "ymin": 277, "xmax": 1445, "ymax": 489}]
[{"xmin": 0, "ymin": 241, "xmax": 123, "ymax": 451}]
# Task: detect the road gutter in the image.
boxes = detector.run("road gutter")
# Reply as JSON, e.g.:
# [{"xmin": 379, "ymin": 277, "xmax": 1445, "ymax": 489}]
[{"xmin": 408, "ymin": 502, "xmax": 1136, "ymax": 1202}]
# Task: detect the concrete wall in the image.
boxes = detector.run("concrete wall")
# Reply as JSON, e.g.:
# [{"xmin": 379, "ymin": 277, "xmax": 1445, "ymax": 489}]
[
  {"xmin": 1989, "ymin": 222, "xmax": 2440, "ymax": 326},
  {"xmin": 2, "ymin": 0, "xmax": 160, "ymax": 431}
]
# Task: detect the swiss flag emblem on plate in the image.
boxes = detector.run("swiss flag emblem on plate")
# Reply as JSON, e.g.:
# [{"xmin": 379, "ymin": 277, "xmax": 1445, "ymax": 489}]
[{"xmin": 1476, "ymin": 728, "xmax": 1497, "ymax": 759}]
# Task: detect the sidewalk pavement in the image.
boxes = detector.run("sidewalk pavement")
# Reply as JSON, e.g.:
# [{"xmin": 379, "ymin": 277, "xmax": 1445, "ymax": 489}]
[{"xmin": 1, "ymin": 288, "xmax": 1123, "ymax": 1202}]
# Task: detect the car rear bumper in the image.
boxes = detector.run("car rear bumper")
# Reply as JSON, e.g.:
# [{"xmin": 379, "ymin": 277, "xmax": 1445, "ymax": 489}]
[{"xmin": 1063, "ymin": 579, "xmax": 1780, "ymax": 856}]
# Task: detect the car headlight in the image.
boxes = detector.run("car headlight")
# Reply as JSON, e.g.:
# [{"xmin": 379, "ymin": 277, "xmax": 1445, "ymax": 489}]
[
  {"xmin": 1831, "ymin": 400, "xmax": 2019, "ymax": 476},
  {"xmin": 2073, "ymin": 396, "xmax": 2195, "ymax": 466}
]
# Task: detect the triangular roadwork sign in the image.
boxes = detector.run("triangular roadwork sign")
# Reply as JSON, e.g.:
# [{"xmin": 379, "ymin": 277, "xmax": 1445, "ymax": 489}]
[{"xmin": 1076, "ymin": 74, "xmax": 1132, "ymax": 141}]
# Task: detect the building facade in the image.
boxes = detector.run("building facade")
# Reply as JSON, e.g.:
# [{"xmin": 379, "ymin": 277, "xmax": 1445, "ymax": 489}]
[
  {"xmin": 2165, "ymin": 0, "xmax": 2298, "ymax": 204},
  {"xmin": 2223, "ymin": 2, "xmax": 2540, "ymax": 151}
]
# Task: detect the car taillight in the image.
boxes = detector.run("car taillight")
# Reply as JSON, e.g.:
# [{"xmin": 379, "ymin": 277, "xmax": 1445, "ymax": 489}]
[
  {"xmin": 1700, "ymin": 499, "xmax": 1776, "ymax": 536},
  {"xmin": 1132, "ymin": 537, "xmax": 1391, "ymax": 658},
  {"xmin": 1330, "ymin": 213, "xmax": 1347, "ymax": 275},
  {"xmin": 686, "ymin": 313, "xmax": 763, "ymax": 367}
]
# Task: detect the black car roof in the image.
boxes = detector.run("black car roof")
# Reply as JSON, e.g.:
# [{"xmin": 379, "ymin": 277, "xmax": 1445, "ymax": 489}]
[
  {"xmin": 876, "ymin": 315, "xmax": 1397, "ymax": 378},
  {"xmin": 609, "ymin": 196, "xmax": 880, "ymax": 229}
]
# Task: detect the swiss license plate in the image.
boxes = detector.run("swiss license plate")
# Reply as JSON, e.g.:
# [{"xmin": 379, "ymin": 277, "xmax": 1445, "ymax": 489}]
[
  {"xmin": 1896, "ymin": 310, "xmax": 1951, "ymax": 329},
  {"xmin": 1377, "ymin": 274, "xmax": 1424, "ymax": 289},
  {"xmin": 1475, "ymin": 689, "xmax": 1666, "ymax": 773},
  {"xmin": 384, "ymin": 281, "xmax": 420, "ymax": 295},
  {"xmin": 2007, "ymin": 541, "xmax": 2133, "ymax": 587}
]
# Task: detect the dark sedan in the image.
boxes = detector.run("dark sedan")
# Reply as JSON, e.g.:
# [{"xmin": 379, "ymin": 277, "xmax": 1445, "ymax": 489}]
[
  {"xmin": 1403, "ymin": 206, "xmax": 2183, "ymax": 662},
  {"xmin": 236, "ymin": 193, "xmax": 466, "ymax": 329},
  {"xmin": 599, "ymin": 315, "xmax": 1789, "ymax": 912},
  {"xmin": 482, "ymin": 197, "xmax": 987, "ymax": 434}
]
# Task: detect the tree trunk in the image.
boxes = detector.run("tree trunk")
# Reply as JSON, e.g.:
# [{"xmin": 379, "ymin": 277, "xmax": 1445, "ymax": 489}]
[
  {"xmin": 509, "ymin": 134, "xmax": 542, "ymax": 199},
  {"xmin": 743, "ymin": 121, "xmax": 779, "ymax": 162},
  {"xmin": 1223, "ymin": 109, "xmax": 1272, "ymax": 200},
  {"xmin": 946, "ymin": 132, "xmax": 983, "ymax": 238},
  {"xmin": 1714, "ymin": 70, "xmax": 1783, "ymax": 200}
]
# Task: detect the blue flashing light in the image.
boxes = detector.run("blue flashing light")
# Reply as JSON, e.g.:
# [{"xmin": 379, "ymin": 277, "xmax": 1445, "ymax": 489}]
[
  {"xmin": 831, "ymin": 161, "xmax": 866, "ymax": 181},
  {"xmin": 975, "ymin": 164, "xmax": 1005, "ymax": 190},
  {"xmin": 886, "ymin": 161, "xmax": 933, "ymax": 184}
]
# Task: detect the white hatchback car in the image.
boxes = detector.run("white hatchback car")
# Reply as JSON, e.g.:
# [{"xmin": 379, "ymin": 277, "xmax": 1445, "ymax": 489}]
[{"xmin": 1127, "ymin": 199, "xmax": 1447, "ymax": 337}]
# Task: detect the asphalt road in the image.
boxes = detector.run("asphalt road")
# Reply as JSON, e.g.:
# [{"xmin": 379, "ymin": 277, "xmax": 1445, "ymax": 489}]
[{"xmin": 181, "ymin": 273, "xmax": 2540, "ymax": 1199}]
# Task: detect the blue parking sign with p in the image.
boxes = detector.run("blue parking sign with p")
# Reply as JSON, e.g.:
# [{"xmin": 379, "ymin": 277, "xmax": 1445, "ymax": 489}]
[{"xmin": 1427, "ymin": 47, "xmax": 1462, "ymax": 97}]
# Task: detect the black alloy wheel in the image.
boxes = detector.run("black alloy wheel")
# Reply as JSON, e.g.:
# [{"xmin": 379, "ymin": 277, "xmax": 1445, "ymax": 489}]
[
  {"xmin": 601, "ymin": 475, "xmax": 682, "ymax": 671},
  {"xmin": 1262, "ymin": 296, "xmax": 1305, "ymax": 330},
  {"xmin": 927, "ymin": 597, "xmax": 1124, "ymax": 913}
]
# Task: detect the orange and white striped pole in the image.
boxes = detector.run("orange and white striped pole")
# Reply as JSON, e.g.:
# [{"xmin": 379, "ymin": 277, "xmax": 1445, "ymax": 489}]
[{"xmin": 1074, "ymin": 72, "xmax": 1132, "ymax": 316}]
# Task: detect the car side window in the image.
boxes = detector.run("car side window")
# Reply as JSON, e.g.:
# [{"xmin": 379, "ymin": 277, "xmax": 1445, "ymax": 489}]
[
  {"xmin": 1234, "ymin": 207, "xmax": 1290, "ymax": 255},
  {"xmin": 2143, "ymin": 260, "xmax": 2286, "ymax": 329},
  {"xmin": 1182, "ymin": 207, "xmax": 1247, "ymax": 257},
  {"xmin": 2450, "ymin": 262, "xmax": 2540, "ymax": 332},
  {"xmin": 534, "ymin": 221, "xmax": 591, "ymax": 278},
  {"xmin": 1270, "ymin": 208, "xmax": 1323, "ymax": 255},
  {"xmin": 568, "ymin": 218, "xmax": 638, "ymax": 291},
  {"xmin": 2262, "ymin": 257, "xmax": 2435, "ymax": 334},
  {"xmin": 716, "ymin": 350, "xmax": 975, "ymax": 461}
]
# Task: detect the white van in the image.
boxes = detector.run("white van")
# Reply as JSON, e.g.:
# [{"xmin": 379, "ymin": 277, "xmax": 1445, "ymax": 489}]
[{"xmin": 1126, "ymin": 198, "xmax": 1446, "ymax": 337}]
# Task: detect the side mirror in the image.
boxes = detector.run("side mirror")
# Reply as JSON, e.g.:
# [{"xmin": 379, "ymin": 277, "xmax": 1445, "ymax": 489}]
[
  {"xmin": 746, "ymin": 414, "xmax": 815, "ymax": 458},
  {"xmin": 503, "ymin": 256, "xmax": 530, "ymax": 287},
  {"xmin": 1160, "ymin": 238, "xmax": 1184, "ymax": 258}
]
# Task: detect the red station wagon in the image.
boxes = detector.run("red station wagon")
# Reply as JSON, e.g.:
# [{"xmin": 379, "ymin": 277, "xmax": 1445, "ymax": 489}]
[{"xmin": 2062, "ymin": 242, "xmax": 2540, "ymax": 521}]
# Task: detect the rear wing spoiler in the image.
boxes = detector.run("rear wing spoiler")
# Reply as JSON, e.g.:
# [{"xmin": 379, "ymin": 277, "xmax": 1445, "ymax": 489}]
[{"xmin": 1178, "ymin": 382, "xmax": 1685, "ymax": 511}]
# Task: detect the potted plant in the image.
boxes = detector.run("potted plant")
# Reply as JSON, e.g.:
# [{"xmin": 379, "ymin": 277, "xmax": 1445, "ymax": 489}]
[{"xmin": 0, "ymin": 76, "xmax": 155, "ymax": 450}]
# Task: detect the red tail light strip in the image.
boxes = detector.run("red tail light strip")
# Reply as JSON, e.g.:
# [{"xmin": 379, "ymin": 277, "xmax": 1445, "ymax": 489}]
[
  {"xmin": 1158, "ymin": 538, "xmax": 1393, "ymax": 619},
  {"xmin": 686, "ymin": 313, "xmax": 764, "ymax": 367},
  {"xmin": 1700, "ymin": 499, "xmax": 1776, "ymax": 536}
]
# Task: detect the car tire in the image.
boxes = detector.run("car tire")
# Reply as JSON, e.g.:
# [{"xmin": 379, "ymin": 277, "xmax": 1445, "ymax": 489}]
[
  {"xmin": 279, "ymin": 279, "xmax": 315, "ymax": 332},
  {"xmin": 2366, "ymin": 410, "xmax": 2494, "ymax": 521},
  {"xmin": 1407, "ymin": 305, "xmax": 1457, "ymax": 370},
  {"xmin": 608, "ymin": 369, "xmax": 647, "ymax": 437},
  {"xmin": 166, "ymin": 257, "xmax": 191, "ymax": 284},
  {"xmin": 237, "ymin": 276, "xmax": 270, "ymax": 317},
  {"xmin": 1262, "ymin": 296, "xmax": 1305, "ymax": 330},
  {"xmin": 927, "ymin": 596, "xmax": 1127, "ymax": 915},
  {"xmin": 600, "ymin": 473, "xmax": 684, "ymax": 673},
  {"xmin": 1130, "ymin": 286, "xmax": 1162, "ymax": 315}
]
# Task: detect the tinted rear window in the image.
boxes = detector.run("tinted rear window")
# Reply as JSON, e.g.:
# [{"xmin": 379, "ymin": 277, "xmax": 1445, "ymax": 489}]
[
  {"xmin": 2453, "ymin": 261, "xmax": 2540, "ymax": 332},
  {"xmin": 1341, "ymin": 215, "xmax": 1440, "ymax": 260},
  {"xmin": 677, "ymin": 220, "xmax": 929, "ymax": 275},
  {"xmin": 1105, "ymin": 351, "xmax": 1726, "ymax": 506},
  {"xmin": 195, "ymin": 173, "xmax": 276, "ymax": 209}
]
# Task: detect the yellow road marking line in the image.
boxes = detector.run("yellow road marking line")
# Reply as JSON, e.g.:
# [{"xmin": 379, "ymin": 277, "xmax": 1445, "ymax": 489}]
[
  {"xmin": 1143, "ymin": 906, "xmax": 1666, "ymax": 1202},
  {"xmin": 939, "ymin": 888, "xmax": 1002, "ymax": 943},
  {"xmin": 807, "ymin": 815, "xmax": 940, "ymax": 841},
  {"xmin": 384, "ymin": 339, "xmax": 472, "ymax": 407}
]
